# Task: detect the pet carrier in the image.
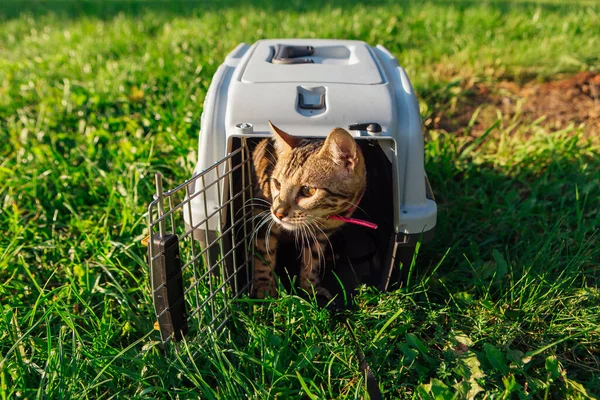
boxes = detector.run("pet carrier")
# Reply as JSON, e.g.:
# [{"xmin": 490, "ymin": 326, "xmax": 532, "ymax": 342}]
[{"xmin": 147, "ymin": 39, "xmax": 437, "ymax": 344}]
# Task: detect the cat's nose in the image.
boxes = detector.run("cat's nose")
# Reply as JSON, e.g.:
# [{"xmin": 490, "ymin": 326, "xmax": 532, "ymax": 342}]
[{"xmin": 275, "ymin": 208, "xmax": 289, "ymax": 219}]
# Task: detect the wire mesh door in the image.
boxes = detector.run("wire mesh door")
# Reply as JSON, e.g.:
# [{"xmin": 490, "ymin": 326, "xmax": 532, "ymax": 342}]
[{"xmin": 146, "ymin": 140, "xmax": 254, "ymax": 344}]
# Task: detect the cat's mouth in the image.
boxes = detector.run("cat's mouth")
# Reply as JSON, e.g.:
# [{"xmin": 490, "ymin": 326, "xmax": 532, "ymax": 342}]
[{"xmin": 271, "ymin": 212, "xmax": 301, "ymax": 231}]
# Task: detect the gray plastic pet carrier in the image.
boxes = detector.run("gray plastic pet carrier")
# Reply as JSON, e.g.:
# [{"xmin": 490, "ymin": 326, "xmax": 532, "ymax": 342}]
[{"xmin": 146, "ymin": 39, "xmax": 437, "ymax": 344}]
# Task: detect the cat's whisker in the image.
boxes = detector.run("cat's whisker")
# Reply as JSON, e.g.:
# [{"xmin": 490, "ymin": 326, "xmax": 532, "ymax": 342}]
[
  {"xmin": 241, "ymin": 202, "xmax": 270, "ymax": 210},
  {"xmin": 239, "ymin": 198, "xmax": 270, "ymax": 212},
  {"xmin": 297, "ymin": 226, "xmax": 302, "ymax": 259},
  {"xmin": 298, "ymin": 223, "xmax": 308, "ymax": 261},
  {"xmin": 302, "ymin": 224, "xmax": 312, "ymax": 263},
  {"xmin": 311, "ymin": 223, "xmax": 327, "ymax": 270},
  {"xmin": 306, "ymin": 223, "xmax": 319, "ymax": 266},
  {"xmin": 340, "ymin": 199, "xmax": 370, "ymax": 217},
  {"xmin": 302, "ymin": 221, "xmax": 322, "ymax": 269},
  {"xmin": 327, "ymin": 212, "xmax": 347, "ymax": 220},
  {"xmin": 246, "ymin": 218, "xmax": 267, "ymax": 249},
  {"xmin": 236, "ymin": 203, "xmax": 270, "ymax": 221},
  {"xmin": 307, "ymin": 215, "xmax": 328, "ymax": 227},
  {"xmin": 294, "ymin": 223, "xmax": 303, "ymax": 249},
  {"xmin": 247, "ymin": 213, "xmax": 272, "ymax": 249},
  {"xmin": 237, "ymin": 204, "xmax": 269, "ymax": 220},
  {"xmin": 236, "ymin": 213, "xmax": 261, "ymax": 239},
  {"xmin": 244, "ymin": 197, "xmax": 271, "ymax": 206},
  {"xmin": 315, "ymin": 230, "xmax": 326, "ymax": 271},
  {"xmin": 265, "ymin": 219, "xmax": 276, "ymax": 256},
  {"xmin": 263, "ymin": 220, "xmax": 271, "ymax": 255},
  {"xmin": 237, "ymin": 210, "xmax": 269, "ymax": 237},
  {"xmin": 308, "ymin": 218, "xmax": 335, "ymax": 268}
]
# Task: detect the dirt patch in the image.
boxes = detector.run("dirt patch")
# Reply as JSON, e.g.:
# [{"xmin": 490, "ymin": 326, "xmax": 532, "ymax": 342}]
[{"xmin": 434, "ymin": 72, "xmax": 600, "ymax": 139}]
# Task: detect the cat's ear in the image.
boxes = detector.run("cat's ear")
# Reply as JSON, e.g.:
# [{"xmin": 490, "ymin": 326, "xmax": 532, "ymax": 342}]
[
  {"xmin": 320, "ymin": 128, "xmax": 359, "ymax": 171},
  {"xmin": 268, "ymin": 121, "xmax": 300, "ymax": 152}
]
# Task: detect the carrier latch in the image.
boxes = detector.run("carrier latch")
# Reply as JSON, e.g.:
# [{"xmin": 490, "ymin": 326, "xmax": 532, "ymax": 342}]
[
  {"xmin": 272, "ymin": 45, "xmax": 314, "ymax": 65},
  {"xmin": 348, "ymin": 122, "xmax": 382, "ymax": 134}
]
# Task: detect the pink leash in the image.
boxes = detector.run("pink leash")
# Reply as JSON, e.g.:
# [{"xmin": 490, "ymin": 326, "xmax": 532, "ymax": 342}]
[
  {"xmin": 328, "ymin": 192, "xmax": 378, "ymax": 230},
  {"xmin": 329, "ymin": 215, "xmax": 378, "ymax": 229}
]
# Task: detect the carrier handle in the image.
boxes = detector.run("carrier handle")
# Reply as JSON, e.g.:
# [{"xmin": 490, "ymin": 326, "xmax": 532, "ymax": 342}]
[
  {"xmin": 149, "ymin": 173, "xmax": 188, "ymax": 343},
  {"xmin": 149, "ymin": 233, "xmax": 188, "ymax": 343},
  {"xmin": 271, "ymin": 45, "xmax": 315, "ymax": 65}
]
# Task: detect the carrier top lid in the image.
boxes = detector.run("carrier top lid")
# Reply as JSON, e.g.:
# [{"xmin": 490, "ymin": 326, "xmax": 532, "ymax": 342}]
[{"xmin": 241, "ymin": 39, "xmax": 385, "ymax": 85}]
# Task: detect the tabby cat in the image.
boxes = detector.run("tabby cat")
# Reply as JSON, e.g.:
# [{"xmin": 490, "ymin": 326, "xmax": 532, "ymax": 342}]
[{"xmin": 250, "ymin": 122, "xmax": 366, "ymax": 299}]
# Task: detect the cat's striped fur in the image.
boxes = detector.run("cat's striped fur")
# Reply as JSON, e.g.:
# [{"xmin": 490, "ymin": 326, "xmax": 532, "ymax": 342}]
[{"xmin": 250, "ymin": 122, "xmax": 366, "ymax": 299}]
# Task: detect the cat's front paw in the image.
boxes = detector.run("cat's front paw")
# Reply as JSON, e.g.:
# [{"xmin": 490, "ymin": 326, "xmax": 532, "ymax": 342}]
[
  {"xmin": 315, "ymin": 286, "xmax": 332, "ymax": 300},
  {"xmin": 300, "ymin": 282, "xmax": 332, "ymax": 301}
]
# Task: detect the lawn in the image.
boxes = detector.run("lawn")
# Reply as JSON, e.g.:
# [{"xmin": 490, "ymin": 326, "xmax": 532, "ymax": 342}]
[{"xmin": 1, "ymin": 0, "xmax": 599, "ymax": 398}]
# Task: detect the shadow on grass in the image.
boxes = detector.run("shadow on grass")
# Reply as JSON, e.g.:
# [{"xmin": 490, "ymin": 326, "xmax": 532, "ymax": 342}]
[
  {"xmin": 1, "ymin": 0, "xmax": 595, "ymax": 21},
  {"xmin": 419, "ymin": 129, "xmax": 599, "ymax": 285}
]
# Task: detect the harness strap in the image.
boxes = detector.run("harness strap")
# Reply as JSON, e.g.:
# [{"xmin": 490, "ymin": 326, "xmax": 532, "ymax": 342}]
[
  {"xmin": 343, "ymin": 318, "xmax": 383, "ymax": 400},
  {"xmin": 329, "ymin": 304, "xmax": 383, "ymax": 400}
]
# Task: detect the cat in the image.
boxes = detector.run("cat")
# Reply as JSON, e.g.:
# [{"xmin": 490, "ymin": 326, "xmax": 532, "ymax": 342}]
[{"xmin": 250, "ymin": 121, "xmax": 366, "ymax": 299}]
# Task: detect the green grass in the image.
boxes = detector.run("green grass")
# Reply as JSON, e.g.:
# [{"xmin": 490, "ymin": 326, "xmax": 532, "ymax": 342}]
[{"xmin": 1, "ymin": 0, "xmax": 599, "ymax": 398}]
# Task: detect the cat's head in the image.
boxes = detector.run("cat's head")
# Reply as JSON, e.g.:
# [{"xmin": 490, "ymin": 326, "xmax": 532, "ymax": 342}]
[{"xmin": 267, "ymin": 121, "xmax": 366, "ymax": 232}]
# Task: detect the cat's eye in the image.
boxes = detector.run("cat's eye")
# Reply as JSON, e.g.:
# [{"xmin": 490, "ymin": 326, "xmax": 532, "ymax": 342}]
[
  {"xmin": 300, "ymin": 186, "xmax": 316, "ymax": 197},
  {"xmin": 271, "ymin": 179, "xmax": 281, "ymax": 190}
]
